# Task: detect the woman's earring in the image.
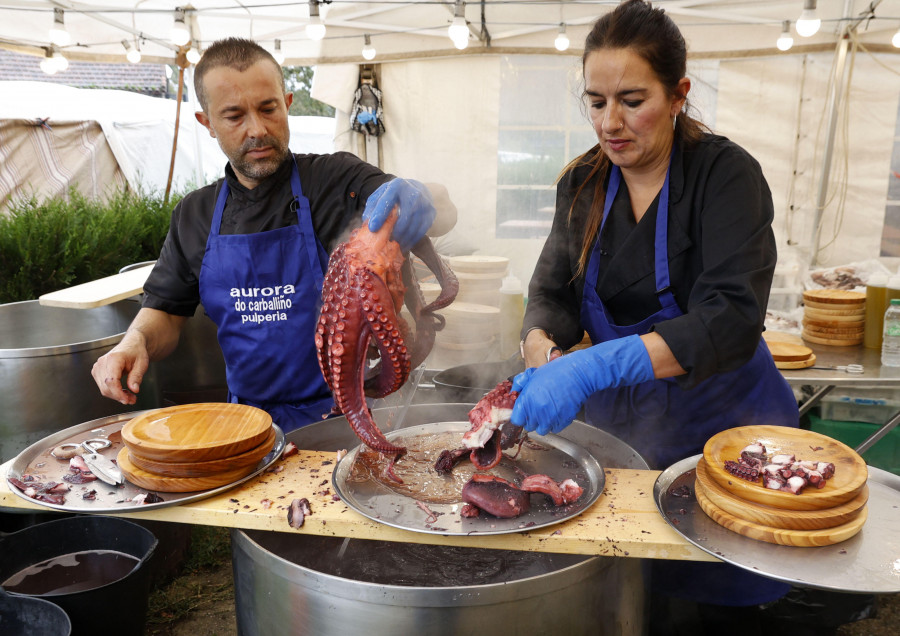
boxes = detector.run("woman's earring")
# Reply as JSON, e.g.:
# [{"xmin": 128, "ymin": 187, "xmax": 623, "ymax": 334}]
[{"xmin": 673, "ymin": 115, "xmax": 677, "ymax": 130}]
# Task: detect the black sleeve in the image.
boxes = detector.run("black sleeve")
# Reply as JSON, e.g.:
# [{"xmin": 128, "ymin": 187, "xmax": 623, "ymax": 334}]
[{"xmin": 653, "ymin": 142, "xmax": 776, "ymax": 387}]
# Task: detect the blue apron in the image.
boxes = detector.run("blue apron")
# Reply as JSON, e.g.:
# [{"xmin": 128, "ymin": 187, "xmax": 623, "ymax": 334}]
[
  {"xmin": 199, "ymin": 158, "xmax": 334, "ymax": 432},
  {"xmin": 581, "ymin": 155, "xmax": 798, "ymax": 606}
]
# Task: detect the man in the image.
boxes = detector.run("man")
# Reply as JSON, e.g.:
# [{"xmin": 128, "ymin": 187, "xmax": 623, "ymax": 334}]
[{"xmin": 92, "ymin": 38, "xmax": 455, "ymax": 432}]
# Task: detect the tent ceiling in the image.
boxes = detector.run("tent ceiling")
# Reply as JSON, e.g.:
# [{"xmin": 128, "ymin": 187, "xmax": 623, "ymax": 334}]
[{"xmin": 2, "ymin": 0, "xmax": 899, "ymax": 66}]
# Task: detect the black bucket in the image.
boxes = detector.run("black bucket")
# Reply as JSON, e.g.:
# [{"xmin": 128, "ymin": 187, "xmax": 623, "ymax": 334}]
[
  {"xmin": 0, "ymin": 516, "xmax": 158, "ymax": 636},
  {"xmin": 0, "ymin": 587, "xmax": 71, "ymax": 636}
]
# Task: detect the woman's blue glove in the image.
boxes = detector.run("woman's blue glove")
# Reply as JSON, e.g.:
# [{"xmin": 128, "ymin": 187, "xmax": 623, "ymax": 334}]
[
  {"xmin": 363, "ymin": 179, "xmax": 436, "ymax": 252},
  {"xmin": 510, "ymin": 335, "xmax": 655, "ymax": 436}
]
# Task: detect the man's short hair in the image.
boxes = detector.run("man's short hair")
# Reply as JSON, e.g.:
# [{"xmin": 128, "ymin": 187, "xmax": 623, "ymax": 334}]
[{"xmin": 193, "ymin": 38, "xmax": 284, "ymax": 112}]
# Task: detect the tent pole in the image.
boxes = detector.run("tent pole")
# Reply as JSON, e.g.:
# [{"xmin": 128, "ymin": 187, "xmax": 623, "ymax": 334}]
[{"xmin": 165, "ymin": 51, "xmax": 188, "ymax": 205}]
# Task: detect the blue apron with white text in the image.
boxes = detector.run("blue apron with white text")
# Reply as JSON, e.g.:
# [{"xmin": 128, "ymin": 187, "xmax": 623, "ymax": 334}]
[
  {"xmin": 580, "ymin": 157, "xmax": 797, "ymax": 606},
  {"xmin": 199, "ymin": 158, "xmax": 334, "ymax": 432}
]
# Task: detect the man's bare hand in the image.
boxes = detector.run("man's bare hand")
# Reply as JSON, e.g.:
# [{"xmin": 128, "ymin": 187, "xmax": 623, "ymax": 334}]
[{"xmin": 92, "ymin": 335, "xmax": 149, "ymax": 405}]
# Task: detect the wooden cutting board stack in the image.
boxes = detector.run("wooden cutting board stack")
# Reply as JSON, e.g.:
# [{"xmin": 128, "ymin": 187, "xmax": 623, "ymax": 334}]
[
  {"xmin": 118, "ymin": 403, "xmax": 275, "ymax": 492},
  {"xmin": 695, "ymin": 425, "xmax": 869, "ymax": 547},
  {"xmin": 801, "ymin": 289, "xmax": 866, "ymax": 346},
  {"xmin": 767, "ymin": 340, "xmax": 815, "ymax": 370}
]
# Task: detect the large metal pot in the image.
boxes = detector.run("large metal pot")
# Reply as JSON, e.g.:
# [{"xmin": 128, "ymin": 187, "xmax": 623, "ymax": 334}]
[
  {"xmin": 233, "ymin": 403, "xmax": 648, "ymax": 636},
  {"xmin": 0, "ymin": 299, "xmax": 160, "ymax": 463},
  {"xmin": 431, "ymin": 358, "xmax": 525, "ymax": 403}
]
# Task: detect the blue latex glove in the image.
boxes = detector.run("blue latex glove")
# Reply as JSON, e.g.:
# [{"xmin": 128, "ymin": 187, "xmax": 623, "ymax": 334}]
[
  {"xmin": 363, "ymin": 178, "xmax": 436, "ymax": 252},
  {"xmin": 510, "ymin": 335, "xmax": 655, "ymax": 436}
]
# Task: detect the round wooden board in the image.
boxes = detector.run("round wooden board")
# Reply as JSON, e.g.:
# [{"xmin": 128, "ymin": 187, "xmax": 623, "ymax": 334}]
[
  {"xmin": 775, "ymin": 354, "xmax": 816, "ymax": 369},
  {"xmin": 803, "ymin": 307, "xmax": 865, "ymax": 319},
  {"xmin": 802, "ymin": 331, "xmax": 863, "ymax": 347},
  {"xmin": 127, "ymin": 427, "xmax": 276, "ymax": 478},
  {"xmin": 801, "ymin": 320, "xmax": 865, "ymax": 335},
  {"xmin": 767, "ymin": 341, "xmax": 814, "ymax": 362},
  {"xmin": 121, "ymin": 403, "xmax": 272, "ymax": 462},
  {"xmin": 702, "ymin": 425, "xmax": 868, "ymax": 510},
  {"xmin": 694, "ymin": 458, "xmax": 868, "ymax": 530},
  {"xmin": 802, "ymin": 299, "xmax": 865, "ymax": 311},
  {"xmin": 695, "ymin": 483, "xmax": 868, "ymax": 546},
  {"xmin": 802, "ymin": 289, "xmax": 866, "ymax": 304},
  {"xmin": 117, "ymin": 447, "xmax": 258, "ymax": 493}
]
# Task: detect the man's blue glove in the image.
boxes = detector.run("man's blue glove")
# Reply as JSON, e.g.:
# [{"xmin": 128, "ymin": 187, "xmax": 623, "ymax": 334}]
[
  {"xmin": 510, "ymin": 335, "xmax": 655, "ymax": 436},
  {"xmin": 363, "ymin": 178, "xmax": 436, "ymax": 252}
]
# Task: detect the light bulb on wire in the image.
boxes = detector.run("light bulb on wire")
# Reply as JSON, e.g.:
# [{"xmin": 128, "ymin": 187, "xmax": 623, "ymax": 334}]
[
  {"xmin": 776, "ymin": 20, "xmax": 793, "ymax": 51},
  {"xmin": 48, "ymin": 8, "xmax": 70, "ymax": 47},
  {"xmin": 893, "ymin": 27, "xmax": 900, "ymax": 48},
  {"xmin": 362, "ymin": 35, "xmax": 376, "ymax": 60},
  {"xmin": 40, "ymin": 48, "xmax": 57, "ymax": 75},
  {"xmin": 795, "ymin": 0, "xmax": 820, "ymax": 38},
  {"xmin": 273, "ymin": 39, "xmax": 285, "ymax": 65},
  {"xmin": 123, "ymin": 39, "xmax": 142, "ymax": 64},
  {"xmin": 306, "ymin": 0, "xmax": 326, "ymax": 41},
  {"xmin": 186, "ymin": 41, "xmax": 201, "ymax": 65},
  {"xmin": 554, "ymin": 23, "xmax": 569, "ymax": 51},
  {"xmin": 448, "ymin": 1, "xmax": 469, "ymax": 49},
  {"xmin": 171, "ymin": 8, "xmax": 191, "ymax": 46}
]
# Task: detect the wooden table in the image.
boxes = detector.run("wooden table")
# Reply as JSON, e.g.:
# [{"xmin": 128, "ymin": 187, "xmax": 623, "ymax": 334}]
[{"xmin": 0, "ymin": 452, "xmax": 714, "ymax": 562}]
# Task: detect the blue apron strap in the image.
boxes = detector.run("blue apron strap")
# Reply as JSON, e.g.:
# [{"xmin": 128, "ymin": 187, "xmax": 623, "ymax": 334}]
[
  {"xmin": 209, "ymin": 181, "xmax": 230, "ymax": 238},
  {"xmin": 654, "ymin": 145, "xmax": 678, "ymax": 310}
]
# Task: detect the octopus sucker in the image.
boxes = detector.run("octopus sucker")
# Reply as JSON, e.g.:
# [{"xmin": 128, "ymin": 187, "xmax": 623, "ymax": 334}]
[{"xmin": 316, "ymin": 206, "xmax": 459, "ymax": 461}]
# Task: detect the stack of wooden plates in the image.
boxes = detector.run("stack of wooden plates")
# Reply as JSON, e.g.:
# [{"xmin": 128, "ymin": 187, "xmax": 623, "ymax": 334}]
[
  {"xmin": 695, "ymin": 425, "xmax": 868, "ymax": 546},
  {"xmin": 801, "ymin": 289, "xmax": 866, "ymax": 346},
  {"xmin": 119, "ymin": 403, "xmax": 275, "ymax": 492},
  {"xmin": 768, "ymin": 340, "xmax": 815, "ymax": 370}
]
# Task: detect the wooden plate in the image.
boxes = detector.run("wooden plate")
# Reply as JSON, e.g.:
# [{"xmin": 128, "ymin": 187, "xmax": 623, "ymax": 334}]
[
  {"xmin": 803, "ymin": 307, "xmax": 865, "ymax": 319},
  {"xmin": 695, "ymin": 483, "xmax": 868, "ymax": 546},
  {"xmin": 767, "ymin": 341, "xmax": 813, "ymax": 362},
  {"xmin": 694, "ymin": 458, "xmax": 868, "ymax": 530},
  {"xmin": 126, "ymin": 427, "xmax": 276, "ymax": 478},
  {"xmin": 802, "ymin": 299, "xmax": 865, "ymax": 311},
  {"xmin": 774, "ymin": 354, "xmax": 816, "ymax": 370},
  {"xmin": 802, "ymin": 289, "xmax": 866, "ymax": 304},
  {"xmin": 116, "ymin": 447, "xmax": 259, "ymax": 493},
  {"xmin": 802, "ymin": 332, "xmax": 863, "ymax": 347},
  {"xmin": 702, "ymin": 425, "xmax": 867, "ymax": 510},
  {"xmin": 121, "ymin": 403, "xmax": 272, "ymax": 462}
]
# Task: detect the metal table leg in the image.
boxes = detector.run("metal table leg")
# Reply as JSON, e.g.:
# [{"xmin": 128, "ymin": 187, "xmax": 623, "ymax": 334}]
[
  {"xmin": 797, "ymin": 385, "xmax": 835, "ymax": 418},
  {"xmin": 855, "ymin": 410, "xmax": 900, "ymax": 454}
]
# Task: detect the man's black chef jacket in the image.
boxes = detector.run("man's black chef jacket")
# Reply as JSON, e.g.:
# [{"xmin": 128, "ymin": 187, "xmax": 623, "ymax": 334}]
[
  {"xmin": 143, "ymin": 152, "xmax": 392, "ymax": 317},
  {"xmin": 523, "ymin": 134, "xmax": 778, "ymax": 389}
]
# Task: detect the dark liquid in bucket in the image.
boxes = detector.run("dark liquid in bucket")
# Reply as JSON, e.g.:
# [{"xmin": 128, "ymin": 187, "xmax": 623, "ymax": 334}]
[{"xmin": 2, "ymin": 550, "xmax": 139, "ymax": 596}]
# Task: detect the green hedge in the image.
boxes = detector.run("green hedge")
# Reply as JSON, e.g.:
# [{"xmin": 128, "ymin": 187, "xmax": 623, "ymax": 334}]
[{"xmin": 0, "ymin": 189, "xmax": 182, "ymax": 304}]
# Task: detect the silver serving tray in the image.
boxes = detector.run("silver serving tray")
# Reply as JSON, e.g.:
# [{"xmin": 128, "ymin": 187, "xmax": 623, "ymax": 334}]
[
  {"xmin": 654, "ymin": 455, "xmax": 900, "ymax": 594},
  {"xmin": 5, "ymin": 410, "xmax": 285, "ymax": 513},
  {"xmin": 332, "ymin": 421, "xmax": 605, "ymax": 536}
]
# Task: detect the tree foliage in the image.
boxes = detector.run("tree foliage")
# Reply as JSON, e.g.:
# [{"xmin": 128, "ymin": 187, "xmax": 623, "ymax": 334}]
[{"xmin": 283, "ymin": 66, "xmax": 335, "ymax": 117}]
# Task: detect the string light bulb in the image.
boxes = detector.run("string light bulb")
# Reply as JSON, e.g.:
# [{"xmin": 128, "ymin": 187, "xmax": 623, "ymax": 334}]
[
  {"xmin": 273, "ymin": 39, "xmax": 285, "ymax": 65},
  {"xmin": 51, "ymin": 47, "xmax": 68, "ymax": 73},
  {"xmin": 554, "ymin": 23, "xmax": 569, "ymax": 51},
  {"xmin": 362, "ymin": 34, "xmax": 376, "ymax": 60},
  {"xmin": 776, "ymin": 20, "xmax": 794, "ymax": 51},
  {"xmin": 795, "ymin": 0, "xmax": 820, "ymax": 38},
  {"xmin": 893, "ymin": 27, "xmax": 900, "ymax": 48},
  {"xmin": 306, "ymin": 0, "xmax": 326, "ymax": 41},
  {"xmin": 170, "ymin": 7, "xmax": 191, "ymax": 46},
  {"xmin": 48, "ymin": 8, "xmax": 71, "ymax": 47},
  {"xmin": 448, "ymin": 1, "xmax": 469, "ymax": 49},
  {"xmin": 40, "ymin": 48, "xmax": 57, "ymax": 75},
  {"xmin": 122, "ymin": 39, "xmax": 142, "ymax": 64},
  {"xmin": 186, "ymin": 41, "xmax": 201, "ymax": 65}
]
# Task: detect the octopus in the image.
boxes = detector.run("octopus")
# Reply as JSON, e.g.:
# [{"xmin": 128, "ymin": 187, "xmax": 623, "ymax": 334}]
[
  {"xmin": 316, "ymin": 206, "xmax": 458, "ymax": 462},
  {"xmin": 460, "ymin": 473, "xmax": 584, "ymax": 518},
  {"xmin": 723, "ymin": 442, "xmax": 836, "ymax": 495}
]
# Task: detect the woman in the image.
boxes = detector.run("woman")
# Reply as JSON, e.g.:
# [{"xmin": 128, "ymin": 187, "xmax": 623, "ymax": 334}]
[{"xmin": 510, "ymin": 0, "xmax": 800, "ymax": 629}]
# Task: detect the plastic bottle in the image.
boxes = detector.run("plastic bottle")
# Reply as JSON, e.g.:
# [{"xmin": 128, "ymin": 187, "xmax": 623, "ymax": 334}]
[
  {"xmin": 864, "ymin": 273, "xmax": 889, "ymax": 350},
  {"xmin": 881, "ymin": 299, "xmax": 900, "ymax": 367},
  {"xmin": 499, "ymin": 274, "xmax": 525, "ymax": 359}
]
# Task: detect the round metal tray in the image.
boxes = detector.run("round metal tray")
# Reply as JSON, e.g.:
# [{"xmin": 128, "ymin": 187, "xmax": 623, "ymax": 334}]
[
  {"xmin": 5, "ymin": 410, "xmax": 285, "ymax": 513},
  {"xmin": 332, "ymin": 421, "xmax": 605, "ymax": 535},
  {"xmin": 654, "ymin": 455, "xmax": 900, "ymax": 594}
]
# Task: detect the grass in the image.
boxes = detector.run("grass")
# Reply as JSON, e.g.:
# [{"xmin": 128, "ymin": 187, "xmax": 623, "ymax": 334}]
[{"xmin": 145, "ymin": 525, "xmax": 235, "ymax": 633}]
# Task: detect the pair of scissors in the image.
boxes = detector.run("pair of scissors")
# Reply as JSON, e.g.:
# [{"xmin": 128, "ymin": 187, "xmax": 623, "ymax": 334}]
[
  {"xmin": 52, "ymin": 438, "xmax": 125, "ymax": 486},
  {"xmin": 810, "ymin": 364, "xmax": 864, "ymax": 374}
]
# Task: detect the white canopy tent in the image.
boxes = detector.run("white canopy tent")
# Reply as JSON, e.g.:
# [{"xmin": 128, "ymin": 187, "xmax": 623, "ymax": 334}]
[{"xmin": 2, "ymin": 1, "xmax": 900, "ymax": 301}]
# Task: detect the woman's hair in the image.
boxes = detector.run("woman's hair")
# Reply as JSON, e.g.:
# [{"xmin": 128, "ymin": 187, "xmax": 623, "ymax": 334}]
[
  {"xmin": 193, "ymin": 37, "xmax": 284, "ymax": 112},
  {"xmin": 565, "ymin": 0, "xmax": 707, "ymax": 277}
]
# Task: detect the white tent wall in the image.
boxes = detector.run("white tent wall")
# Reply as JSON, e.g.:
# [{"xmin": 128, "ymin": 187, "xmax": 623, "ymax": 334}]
[{"xmin": 319, "ymin": 47, "xmax": 900, "ymax": 297}]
